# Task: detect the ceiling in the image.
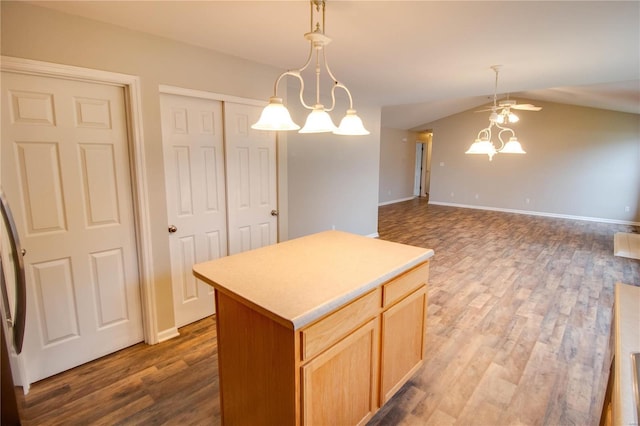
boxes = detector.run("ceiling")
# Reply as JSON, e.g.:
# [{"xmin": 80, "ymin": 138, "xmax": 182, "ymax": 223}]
[{"xmin": 26, "ymin": 0, "xmax": 640, "ymax": 130}]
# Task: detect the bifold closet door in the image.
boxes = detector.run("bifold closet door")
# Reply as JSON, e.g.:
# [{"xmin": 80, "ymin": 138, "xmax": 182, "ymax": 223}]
[
  {"xmin": 160, "ymin": 94, "xmax": 226, "ymax": 327},
  {"xmin": 223, "ymin": 102, "xmax": 277, "ymax": 255}
]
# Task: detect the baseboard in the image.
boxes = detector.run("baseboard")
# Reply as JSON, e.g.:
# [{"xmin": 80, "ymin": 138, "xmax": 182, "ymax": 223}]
[
  {"xmin": 428, "ymin": 201, "xmax": 640, "ymax": 226},
  {"xmin": 366, "ymin": 232, "xmax": 380, "ymax": 238},
  {"xmin": 378, "ymin": 196, "xmax": 416, "ymax": 207},
  {"xmin": 156, "ymin": 327, "xmax": 180, "ymax": 343}
]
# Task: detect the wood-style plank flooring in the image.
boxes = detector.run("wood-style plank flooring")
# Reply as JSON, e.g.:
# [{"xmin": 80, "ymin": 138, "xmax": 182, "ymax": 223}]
[
  {"xmin": 15, "ymin": 200, "xmax": 640, "ymax": 425},
  {"xmin": 16, "ymin": 317, "xmax": 221, "ymax": 425}
]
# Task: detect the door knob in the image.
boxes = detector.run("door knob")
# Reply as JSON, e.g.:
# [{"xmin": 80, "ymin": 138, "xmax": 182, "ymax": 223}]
[
  {"xmin": 168, "ymin": 225, "xmax": 177, "ymax": 233},
  {"xmin": 270, "ymin": 210, "xmax": 279, "ymax": 216}
]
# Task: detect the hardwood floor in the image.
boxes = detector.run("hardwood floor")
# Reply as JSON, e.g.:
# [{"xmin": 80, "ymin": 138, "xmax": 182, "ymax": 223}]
[
  {"xmin": 16, "ymin": 317, "xmax": 221, "ymax": 425},
  {"xmin": 15, "ymin": 200, "xmax": 639, "ymax": 425},
  {"xmin": 370, "ymin": 200, "xmax": 639, "ymax": 426}
]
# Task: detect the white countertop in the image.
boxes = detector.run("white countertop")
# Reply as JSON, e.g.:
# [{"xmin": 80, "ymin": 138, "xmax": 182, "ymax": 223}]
[
  {"xmin": 193, "ymin": 230, "xmax": 434, "ymax": 330},
  {"xmin": 614, "ymin": 283, "xmax": 640, "ymax": 426}
]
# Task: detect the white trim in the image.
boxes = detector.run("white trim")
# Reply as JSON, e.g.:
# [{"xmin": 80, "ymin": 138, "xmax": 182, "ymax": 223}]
[
  {"xmin": 2, "ymin": 56, "xmax": 141, "ymax": 87},
  {"xmin": 429, "ymin": 201, "xmax": 640, "ymax": 226},
  {"xmin": 366, "ymin": 232, "xmax": 380, "ymax": 238},
  {"xmin": 1, "ymin": 56, "xmax": 159, "ymax": 344},
  {"xmin": 378, "ymin": 196, "xmax": 416, "ymax": 207},
  {"xmin": 159, "ymin": 84, "xmax": 267, "ymax": 107},
  {"xmin": 156, "ymin": 327, "xmax": 180, "ymax": 343}
]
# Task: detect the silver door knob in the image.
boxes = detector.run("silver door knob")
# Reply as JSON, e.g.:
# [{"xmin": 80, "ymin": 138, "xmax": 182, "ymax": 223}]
[
  {"xmin": 270, "ymin": 210, "xmax": 279, "ymax": 216},
  {"xmin": 168, "ymin": 225, "xmax": 177, "ymax": 233}
]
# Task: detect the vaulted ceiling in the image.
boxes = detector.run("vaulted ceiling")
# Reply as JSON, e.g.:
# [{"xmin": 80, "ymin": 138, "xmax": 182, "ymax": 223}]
[{"xmin": 26, "ymin": 0, "xmax": 640, "ymax": 129}]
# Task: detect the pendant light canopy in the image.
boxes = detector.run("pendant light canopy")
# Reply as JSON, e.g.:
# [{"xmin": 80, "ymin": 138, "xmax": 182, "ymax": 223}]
[
  {"xmin": 466, "ymin": 66, "xmax": 527, "ymax": 160},
  {"xmin": 251, "ymin": 0, "xmax": 369, "ymax": 136}
]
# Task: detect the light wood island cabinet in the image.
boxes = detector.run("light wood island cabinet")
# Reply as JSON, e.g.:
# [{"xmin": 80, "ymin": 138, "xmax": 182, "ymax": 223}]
[{"xmin": 193, "ymin": 230, "xmax": 434, "ymax": 426}]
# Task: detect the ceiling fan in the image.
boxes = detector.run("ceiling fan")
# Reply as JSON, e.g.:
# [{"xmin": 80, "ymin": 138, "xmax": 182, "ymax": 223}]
[
  {"xmin": 465, "ymin": 65, "xmax": 529, "ymax": 160},
  {"xmin": 475, "ymin": 65, "xmax": 542, "ymax": 124}
]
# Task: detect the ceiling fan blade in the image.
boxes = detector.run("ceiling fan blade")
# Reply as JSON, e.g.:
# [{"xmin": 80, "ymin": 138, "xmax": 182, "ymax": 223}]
[
  {"xmin": 511, "ymin": 104, "xmax": 542, "ymax": 111},
  {"xmin": 475, "ymin": 108, "xmax": 494, "ymax": 112}
]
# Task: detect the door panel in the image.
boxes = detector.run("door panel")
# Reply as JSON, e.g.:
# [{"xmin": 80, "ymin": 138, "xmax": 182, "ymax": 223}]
[
  {"xmin": 160, "ymin": 94, "xmax": 226, "ymax": 327},
  {"xmin": 1, "ymin": 72, "xmax": 144, "ymax": 383},
  {"xmin": 14, "ymin": 142, "xmax": 66, "ymax": 233},
  {"xmin": 223, "ymin": 102, "xmax": 277, "ymax": 255}
]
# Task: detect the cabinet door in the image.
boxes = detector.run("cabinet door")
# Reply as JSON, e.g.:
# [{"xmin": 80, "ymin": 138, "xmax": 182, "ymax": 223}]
[
  {"xmin": 380, "ymin": 286, "xmax": 427, "ymax": 404},
  {"xmin": 302, "ymin": 319, "xmax": 379, "ymax": 426}
]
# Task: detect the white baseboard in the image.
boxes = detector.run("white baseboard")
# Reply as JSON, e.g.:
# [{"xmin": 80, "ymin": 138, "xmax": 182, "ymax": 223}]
[
  {"xmin": 156, "ymin": 327, "xmax": 180, "ymax": 343},
  {"xmin": 378, "ymin": 196, "xmax": 416, "ymax": 207},
  {"xmin": 428, "ymin": 201, "xmax": 640, "ymax": 226},
  {"xmin": 366, "ymin": 232, "xmax": 380, "ymax": 238}
]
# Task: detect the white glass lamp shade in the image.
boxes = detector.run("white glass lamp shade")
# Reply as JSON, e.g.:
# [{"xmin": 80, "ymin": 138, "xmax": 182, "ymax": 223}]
[
  {"xmin": 501, "ymin": 137, "xmax": 526, "ymax": 154},
  {"xmin": 251, "ymin": 97, "xmax": 300, "ymax": 131},
  {"xmin": 299, "ymin": 105, "xmax": 337, "ymax": 133},
  {"xmin": 508, "ymin": 112, "xmax": 519, "ymax": 123},
  {"xmin": 465, "ymin": 138, "xmax": 495, "ymax": 155},
  {"xmin": 334, "ymin": 109, "xmax": 370, "ymax": 135},
  {"xmin": 489, "ymin": 111, "xmax": 501, "ymax": 123},
  {"xmin": 466, "ymin": 138, "xmax": 497, "ymax": 160}
]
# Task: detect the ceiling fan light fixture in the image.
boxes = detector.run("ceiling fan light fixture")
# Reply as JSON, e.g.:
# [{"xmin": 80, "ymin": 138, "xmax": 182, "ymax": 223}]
[{"xmin": 466, "ymin": 65, "xmax": 527, "ymax": 160}]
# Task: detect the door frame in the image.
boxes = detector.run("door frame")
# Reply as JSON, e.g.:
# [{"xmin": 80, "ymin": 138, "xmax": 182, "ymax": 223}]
[
  {"xmin": 159, "ymin": 85, "xmax": 267, "ymax": 107},
  {"xmin": 1, "ymin": 56, "xmax": 159, "ymax": 344}
]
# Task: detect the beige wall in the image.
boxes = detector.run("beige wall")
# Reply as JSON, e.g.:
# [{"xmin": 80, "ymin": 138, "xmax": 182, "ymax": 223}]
[
  {"xmin": 379, "ymin": 127, "xmax": 419, "ymax": 204},
  {"xmin": 1, "ymin": 2, "xmax": 383, "ymax": 336},
  {"xmin": 286, "ymin": 90, "xmax": 382, "ymax": 238},
  {"xmin": 423, "ymin": 100, "xmax": 640, "ymax": 223}
]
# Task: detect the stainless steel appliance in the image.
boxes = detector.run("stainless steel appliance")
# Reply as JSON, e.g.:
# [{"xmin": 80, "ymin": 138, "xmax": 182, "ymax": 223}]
[{"xmin": 0, "ymin": 189, "xmax": 27, "ymax": 424}]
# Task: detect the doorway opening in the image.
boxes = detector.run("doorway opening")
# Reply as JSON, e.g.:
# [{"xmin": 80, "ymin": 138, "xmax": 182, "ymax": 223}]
[{"xmin": 413, "ymin": 131, "xmax": 433, "ymax": 201}]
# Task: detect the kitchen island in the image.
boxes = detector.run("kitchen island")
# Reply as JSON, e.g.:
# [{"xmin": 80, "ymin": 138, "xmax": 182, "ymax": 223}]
[{"xmin": 193, "ymin": 230, "xmax": 434, "ymax": 426}]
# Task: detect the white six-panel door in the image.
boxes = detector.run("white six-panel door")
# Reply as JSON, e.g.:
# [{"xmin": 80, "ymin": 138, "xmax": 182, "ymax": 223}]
[
  {"xmin": 160, "ymin": 94, "xmax": 226, "ymax": 327},
  {"xmin": 223, "ymin": 102, "xmax": 278, "ymax": 255},
  {"xmin": 0, "ymin": 72, "xmax": 144, "ymax": 383}
]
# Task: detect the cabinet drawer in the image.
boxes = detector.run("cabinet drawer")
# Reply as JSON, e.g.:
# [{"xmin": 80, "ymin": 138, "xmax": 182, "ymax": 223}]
[
  {"xmin": 383, "ymin": 262, "xmax": 429, "ymax": 307},
  {"xmin": 301, "ymin": 288, "xmax": 381, "ymax": 361}
]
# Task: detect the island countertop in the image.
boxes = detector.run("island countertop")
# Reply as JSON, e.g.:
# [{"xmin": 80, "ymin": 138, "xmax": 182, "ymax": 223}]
[
  {"xmin": 614, "ymin": 283, "xmax": 640, "ymax": 426},
  {"xmin": 192, "ymin": 230, "xmax": 434, "ymax": 330}
]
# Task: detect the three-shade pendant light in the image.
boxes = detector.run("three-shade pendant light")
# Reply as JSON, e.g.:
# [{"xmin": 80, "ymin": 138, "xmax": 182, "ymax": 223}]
[
  {"xmin": 251, "ymin": 0, "xmax": 369, "ymax": 136},
  {"xmin": 465, "ymin": 65, "xmax": 527, "ymax": 161}
]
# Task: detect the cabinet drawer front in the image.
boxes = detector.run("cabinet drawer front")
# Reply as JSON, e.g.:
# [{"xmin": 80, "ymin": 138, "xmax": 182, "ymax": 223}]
[
  {"xmin": 383, "ymin": 262, "xmax": 429, "ymax": 307},
  {"xmin": 302, "ymin": 288, "xmax": 380, "ymax": 361}
]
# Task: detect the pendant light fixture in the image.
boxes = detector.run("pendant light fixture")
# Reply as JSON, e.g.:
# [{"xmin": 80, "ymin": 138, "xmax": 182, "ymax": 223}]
[
  {"xmin": 466, "ymin": 65, "xmax": 527, "ymax": 161},
  {"xmin": 251, "ymin": 0, "xmax": 369, "ymax": 136}
]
